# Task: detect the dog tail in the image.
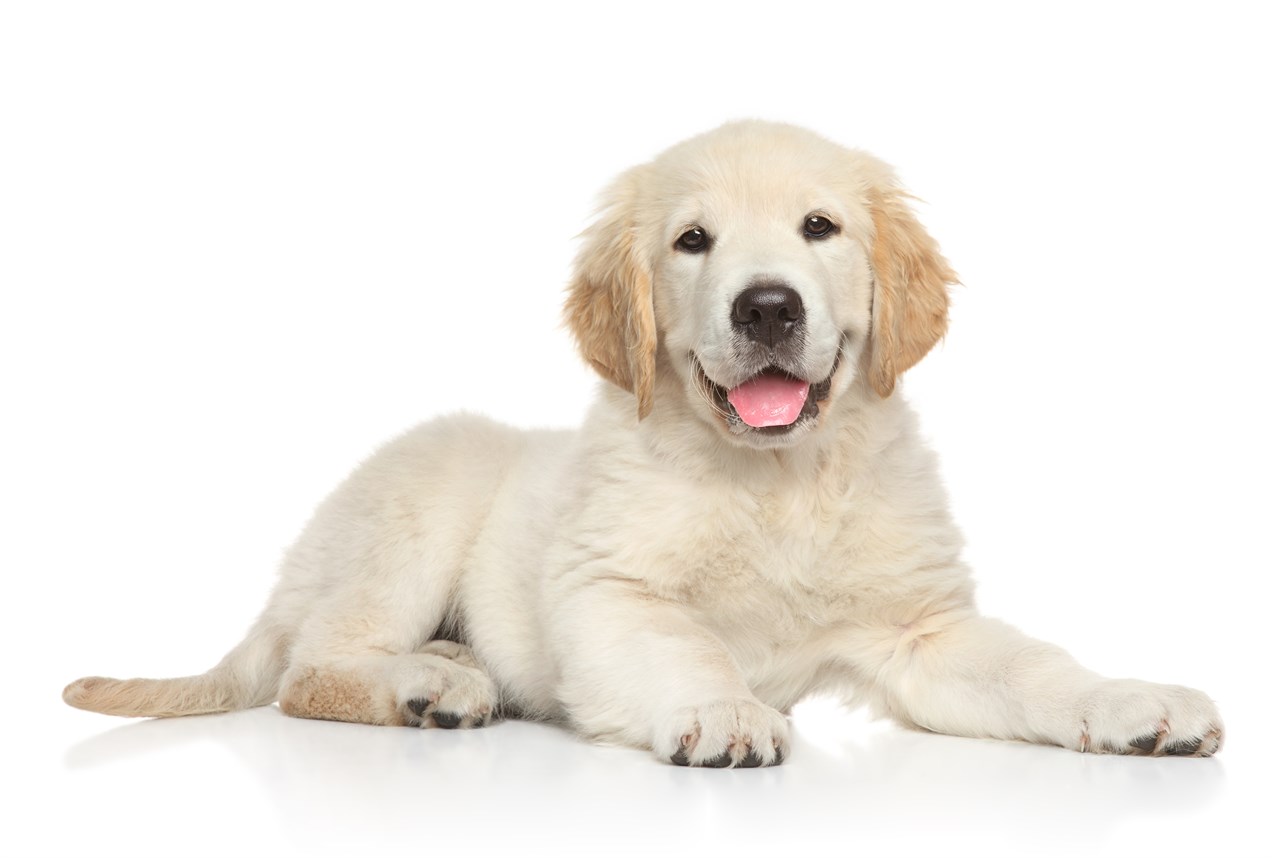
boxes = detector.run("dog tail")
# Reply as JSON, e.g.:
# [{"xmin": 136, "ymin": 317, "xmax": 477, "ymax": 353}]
[{"xmin": 62, "ymin": 617, "xmax": 288, "ymax": 718}]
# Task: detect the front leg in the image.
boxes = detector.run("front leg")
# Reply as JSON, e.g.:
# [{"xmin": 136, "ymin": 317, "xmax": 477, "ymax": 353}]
[
  {"xmin": 549, "ymin": 577, "xmax": 789, "ymax": 767},
  {"xmin": 847, "ymin": 609, "xmax": 1223, "ymax": 756}
]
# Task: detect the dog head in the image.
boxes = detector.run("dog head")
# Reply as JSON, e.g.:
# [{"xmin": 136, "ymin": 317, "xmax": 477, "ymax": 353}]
[{"xmin": 565, "ymin": 121, "xmax": 956, "ymax": 449}]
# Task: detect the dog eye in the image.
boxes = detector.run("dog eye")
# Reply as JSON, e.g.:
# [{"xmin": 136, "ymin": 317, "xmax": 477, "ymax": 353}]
[
  {"xmin": 803, "ymin": 215, "xmax": 837, "ymax": 239},
  {"xmin": 675, "ymin": 226, "xmax": 712, "ymax": 253}
]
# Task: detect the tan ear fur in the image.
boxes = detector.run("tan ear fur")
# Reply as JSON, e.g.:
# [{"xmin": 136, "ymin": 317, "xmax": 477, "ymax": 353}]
[
  {"xmin": 867, "ymin": 186, "xmax": 958, "ymax": 398},
  {"xmin": 563, "ymin": 168, "xmax": 657, "ymax": 418}
]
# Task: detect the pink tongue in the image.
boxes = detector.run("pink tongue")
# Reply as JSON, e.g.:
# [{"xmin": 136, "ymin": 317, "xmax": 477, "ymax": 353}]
[{"xmin": 727, "ymin": 374, "xmax": 810, "ymax": 428}]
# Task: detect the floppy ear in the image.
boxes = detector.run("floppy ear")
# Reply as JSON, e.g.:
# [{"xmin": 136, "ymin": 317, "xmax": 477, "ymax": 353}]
[
  {"xmin": 866, "ymin": 185, "xmax": 958, "ymax": 398},
  {"xmin": 563, "ymin": 167, "xmax": 657, "ymax": 418}
]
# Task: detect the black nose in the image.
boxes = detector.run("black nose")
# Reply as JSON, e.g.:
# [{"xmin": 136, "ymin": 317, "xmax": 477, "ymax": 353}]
[{"xmin": 731, "ymin": 283, "xmax": 804, "ymax": 346}]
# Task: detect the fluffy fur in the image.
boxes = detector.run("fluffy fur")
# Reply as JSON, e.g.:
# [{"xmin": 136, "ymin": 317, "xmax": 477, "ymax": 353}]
[{"xmin": 64, "ymin": 121, "xmax": 1222, "ymax": 765}]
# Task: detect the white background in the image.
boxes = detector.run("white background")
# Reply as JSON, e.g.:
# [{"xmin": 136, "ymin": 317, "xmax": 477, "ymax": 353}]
[{"xmin": 2, "ymin": 2, "xmax": 1270, "ymax": 856}]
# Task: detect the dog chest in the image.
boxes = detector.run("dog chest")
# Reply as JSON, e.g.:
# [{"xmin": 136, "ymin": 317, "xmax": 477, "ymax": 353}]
[{"xmin": 614, "ymin": 476, "xmax": 872, "ymax": 621}]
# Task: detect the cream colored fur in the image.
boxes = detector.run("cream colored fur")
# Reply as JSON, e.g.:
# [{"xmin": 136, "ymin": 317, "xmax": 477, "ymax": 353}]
[{"xmin": 64, "ymin": 121, "xmax": 1222, "ymax": 765}]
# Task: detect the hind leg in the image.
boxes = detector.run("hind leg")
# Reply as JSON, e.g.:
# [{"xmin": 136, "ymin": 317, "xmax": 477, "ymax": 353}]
[
  {"xmin": 270, "ymin": 420, "xmax": 514, "ymax": 727},
  {"xmin": 279, "ymin": 641, "xmax": 498, "ymax": 728}
]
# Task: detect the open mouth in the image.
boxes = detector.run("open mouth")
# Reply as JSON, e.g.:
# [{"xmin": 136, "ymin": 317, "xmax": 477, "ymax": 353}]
[{"xmin": 693, "ymin": 351, "xmax": 840, "ymax": 436}]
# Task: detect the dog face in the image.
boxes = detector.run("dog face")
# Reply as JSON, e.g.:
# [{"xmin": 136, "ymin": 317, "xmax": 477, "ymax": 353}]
[{"xmin": 566, "ymin": 121, "xmax": 956, "ymax": 449}]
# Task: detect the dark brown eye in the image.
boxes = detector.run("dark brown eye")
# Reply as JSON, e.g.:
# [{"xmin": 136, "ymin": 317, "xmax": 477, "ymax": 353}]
[
  {"xmin": 676, "ymin": 226, "xmax": 711, "ymax": 253},
  {"xmin": 803, "ymin": 215, "xmax": 836, "ymax": 239}
]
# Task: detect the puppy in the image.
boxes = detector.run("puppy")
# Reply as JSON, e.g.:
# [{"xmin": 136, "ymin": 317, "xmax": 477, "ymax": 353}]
[{"xmin": 64, "ymin": 121, "xmax": 1222, "ymax": 765}]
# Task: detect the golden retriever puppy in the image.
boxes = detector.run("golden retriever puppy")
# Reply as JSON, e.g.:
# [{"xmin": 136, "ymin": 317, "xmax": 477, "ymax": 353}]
[{"xmin": 64, "ymin": 121, "xmax": 1222, "ymax": 765}]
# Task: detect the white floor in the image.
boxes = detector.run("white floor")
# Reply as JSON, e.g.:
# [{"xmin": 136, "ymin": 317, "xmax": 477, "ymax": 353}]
[{"xmin": 22, "ymin": 694, "xmax": 1262, "ymax": 858}]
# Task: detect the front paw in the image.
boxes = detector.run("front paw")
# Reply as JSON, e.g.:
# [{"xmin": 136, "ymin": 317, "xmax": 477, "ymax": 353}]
[
  {"xmin": 657, "ymin": 698, "xmax": 789, "ymax": 768},
  {"xmin": 1075, "ymin": 679, "xmax": 1223, "ymax": 757}
]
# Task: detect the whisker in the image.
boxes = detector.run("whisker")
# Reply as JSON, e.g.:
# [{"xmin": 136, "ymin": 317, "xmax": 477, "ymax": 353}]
[{"xmin": 690, "ymin": 357, "xmax": 734, "ymax": 421}]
